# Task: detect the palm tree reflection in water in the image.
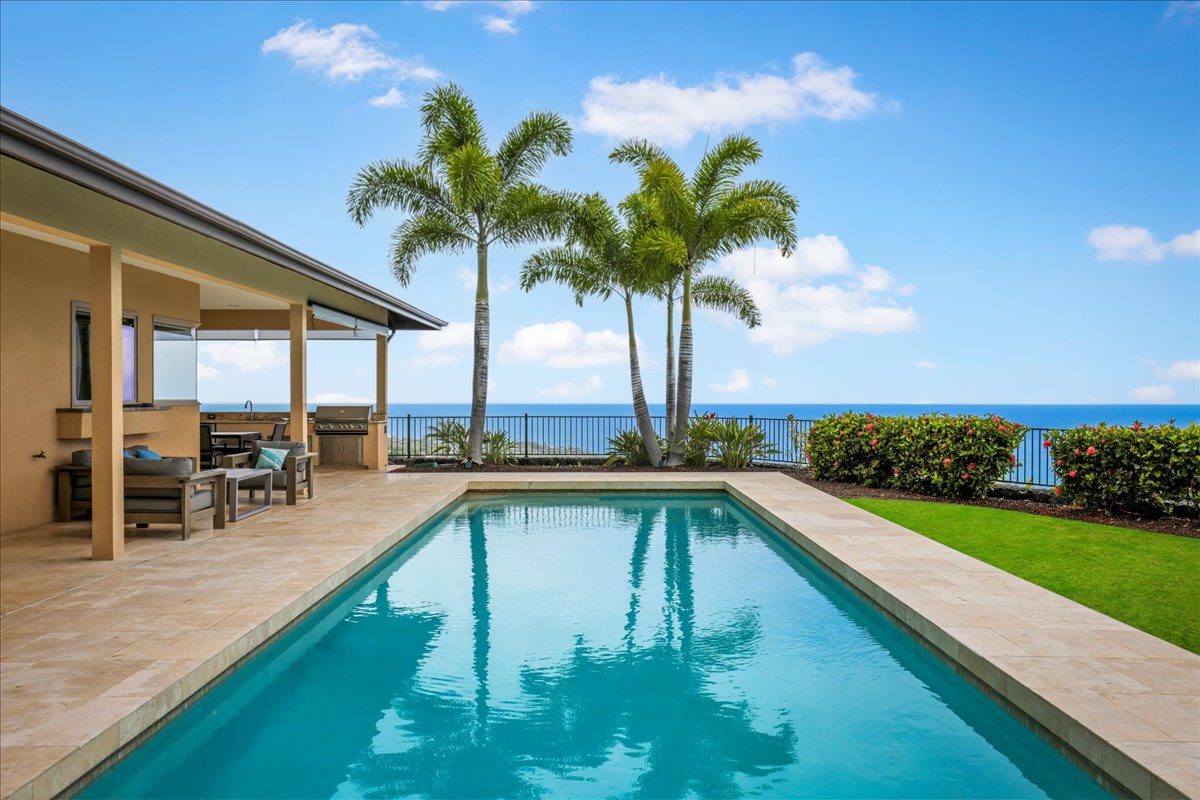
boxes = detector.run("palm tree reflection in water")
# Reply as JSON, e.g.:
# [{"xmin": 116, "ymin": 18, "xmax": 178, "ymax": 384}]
[{"xmin": 348, "ymin": 502, "xmax": 796, "ymax": 799}]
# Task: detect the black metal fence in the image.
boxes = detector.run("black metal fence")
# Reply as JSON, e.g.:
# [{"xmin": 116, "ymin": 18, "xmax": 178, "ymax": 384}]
[{"xmin": 387, "ymin": 415, "xmax": 1061, "ymax": 488}]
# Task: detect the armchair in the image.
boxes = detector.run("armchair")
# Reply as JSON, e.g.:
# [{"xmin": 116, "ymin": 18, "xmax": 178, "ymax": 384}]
[{"xmin": 220, "ymin": 440, "xmax": 316, "ymax": 505}]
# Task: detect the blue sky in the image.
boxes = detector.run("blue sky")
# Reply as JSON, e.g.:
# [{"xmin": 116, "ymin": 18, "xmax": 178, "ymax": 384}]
[{"xmin": 2, "ymin": 0, "xmax": 1198, "ymax": 406}]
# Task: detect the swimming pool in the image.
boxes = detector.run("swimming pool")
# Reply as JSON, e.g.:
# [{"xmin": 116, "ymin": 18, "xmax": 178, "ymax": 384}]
[{"xmin": 79, "ymin": 493, "xmax": 1109, "ymax": 798}]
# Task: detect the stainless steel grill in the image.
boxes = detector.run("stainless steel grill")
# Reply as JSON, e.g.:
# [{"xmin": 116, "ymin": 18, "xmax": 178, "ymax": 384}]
[{"xmin": 313, "ymin": 404, "xmax": 371, "ymax": 466}]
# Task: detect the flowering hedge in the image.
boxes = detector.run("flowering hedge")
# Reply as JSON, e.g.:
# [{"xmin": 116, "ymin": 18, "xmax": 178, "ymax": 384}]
[
  {"xmin": 807, "ymin": 412, "xmax": 1027, "ymax": 499},
  {"xmin": 1047, "ymin": 422, "xmax": 1199, "ymax": 514}
]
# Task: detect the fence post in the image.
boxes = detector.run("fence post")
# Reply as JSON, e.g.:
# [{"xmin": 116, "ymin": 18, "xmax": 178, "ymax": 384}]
[
  {"xmin": 524, "ymin": 413, "xmax": 530, "ymax": 459},
  {"xmin": 406, "ymin": 414, "xmax": 411, "ymax": 459}
]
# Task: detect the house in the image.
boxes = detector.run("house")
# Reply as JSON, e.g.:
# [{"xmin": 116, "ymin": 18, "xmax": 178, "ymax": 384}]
[{"xmin": 0, "ymin": 107, "xmax": 445, "ymax": 559}]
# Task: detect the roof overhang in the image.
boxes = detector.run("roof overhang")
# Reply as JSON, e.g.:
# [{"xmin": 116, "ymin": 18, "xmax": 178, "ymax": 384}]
[{"xmin": 0, "ymin": 106, "xmax": 445, "ymax": 332}]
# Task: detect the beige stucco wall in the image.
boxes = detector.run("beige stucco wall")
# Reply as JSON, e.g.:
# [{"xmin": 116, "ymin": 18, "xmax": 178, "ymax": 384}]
[{"xmin": 0, "ymin": 231, "xmax": 201, "ymax": 534}]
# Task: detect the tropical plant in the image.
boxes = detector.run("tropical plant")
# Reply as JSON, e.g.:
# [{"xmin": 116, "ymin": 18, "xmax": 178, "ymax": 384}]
[
  {"xmin": 605, "ymin": 428, "xmax": 663, "ymax": 467},
  {"xmin": 709, "ymin": 418, "xmax": 779, "ymax": 468},
  {"xmin": 807, "ymin": 412, "xmax": 1027, "ymax": 499},
  {"xmin": 681, "ymin": 411, "xmax": 720, "ymax": 466},
  {"xmin": 522, "ymin": 192, "xmax": 668, "ymax": 464},
  {"xmin": 1048, "ymin": 422, "xmax": 1199, "ymax": 514},
  {"xmin": 483, "ymin": 429, "xmax": 519, "ymax": 466},
  {"xmin": 348, "ymin": 83, "xmax": 576, "ymax": 463},
  {"xmin": 425, "ymin": 418, "xmax": 470, "ymax": 461},
  {"xmin": 611, "ymin": 134, "xmax": 796, "ymax": 464}
]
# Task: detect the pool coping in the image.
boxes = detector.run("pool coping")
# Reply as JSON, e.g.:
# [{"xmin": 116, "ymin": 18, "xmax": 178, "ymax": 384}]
[{"xmin": 2, "ymin": 472, "xmax": 1196, "ymax": 799}]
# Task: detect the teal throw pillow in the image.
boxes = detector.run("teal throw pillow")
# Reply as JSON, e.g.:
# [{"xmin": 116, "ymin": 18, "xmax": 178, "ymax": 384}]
[{"xmin": 255, "ymin": 447, "xmax": 289, "ymax": 470}]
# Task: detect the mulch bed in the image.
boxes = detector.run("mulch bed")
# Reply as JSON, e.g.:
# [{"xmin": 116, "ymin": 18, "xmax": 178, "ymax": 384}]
[{"xmin": 388, "ymin": 461, "xmax": 1198, "ymax": 539}]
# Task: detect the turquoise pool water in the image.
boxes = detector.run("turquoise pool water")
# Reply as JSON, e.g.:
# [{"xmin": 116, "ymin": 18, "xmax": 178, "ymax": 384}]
[{"xmin": 80, "ymin": 494, "xmax": 1109, "ymax": 799}]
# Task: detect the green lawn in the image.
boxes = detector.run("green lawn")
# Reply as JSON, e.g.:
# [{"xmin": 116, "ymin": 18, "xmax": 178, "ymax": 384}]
[{"xmin": 847, "ymin": 499, "xmax": 1200, "ymax": 654}]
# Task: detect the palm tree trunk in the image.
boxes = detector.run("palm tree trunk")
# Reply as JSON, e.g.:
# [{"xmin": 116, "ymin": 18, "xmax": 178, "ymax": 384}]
[
  {"xmin": 467, "ymin": 242, "xmax": 489, "ymax": 464},
  {"xmin": 667, "ymin": 271, "xmax": 693, "ymax": 466},
  {"xmin": 665, "ymin": 292, "xmax": 676, "ymax": 448},
  {"xmin": 626, "ymin": 296, "xmax": 663, "ymax": 466}
]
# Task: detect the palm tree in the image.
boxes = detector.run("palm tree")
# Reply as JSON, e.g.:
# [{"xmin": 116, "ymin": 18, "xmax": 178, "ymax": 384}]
[
  {"xmin": 520, "ymin": 192, "xmax": 667, "ymax": 465},
  {"xmin": 348, "ymin": 83, "xmax": 575, "ymax": 463},
  {"xmin": 612, "ymin": 135, "xmax": 797, "ymax": 465}
]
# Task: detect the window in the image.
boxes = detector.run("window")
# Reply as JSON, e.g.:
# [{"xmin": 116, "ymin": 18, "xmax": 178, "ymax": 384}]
[
  {"xmin": 72, "ymin": 302, "xmax": 137, "ymax": 408},
  {"xmin": 153, "ymin": 319, "xmax": 198, "ymax": 402}
]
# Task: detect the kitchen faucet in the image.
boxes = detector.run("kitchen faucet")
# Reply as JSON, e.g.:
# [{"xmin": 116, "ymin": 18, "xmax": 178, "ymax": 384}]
[{"xmin": 244, "ymin": 400, "xmax": 254, "ymax": 420}]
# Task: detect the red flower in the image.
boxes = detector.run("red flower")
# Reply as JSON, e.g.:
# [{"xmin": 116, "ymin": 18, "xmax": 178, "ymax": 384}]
[
  {"xmin": 961, "ymin": 473, "xmax": 969, "ymax": 480},
  {"xmin": 1068, "ymin": 470, "xmax": 1077, "ymax": 478},
  {"xmin": 1074, "ymin": 448, "xmax": 1080, "ymax": 455},
  {"xmin": 1056, "ymin": 459, "xmax": 1062, "ymax": 466},
  {"xmin": 1133, "ymin": 422, "xmax": 1142, "ymax": 431},
  {"xmin": 998, "ymin": 425, "xmax": 1007, "ymax": 432},
  {"xmin": 870, "ymin": 438, "xmax": 878, "ymax": 448},
  {"xmin": 1043, "ymin": 440, "xmax": 1052, "ymax": 448},
  {"xmin": 968, "ymin": 463, "xmax": 976, "ymax": 470},
  {"xmin": 893, "ymin": 468, "xmax": 901, "ymax": 476},
  {"xmin": 1086, "ymin": 446, "xmax": 1096, "ymax": 455},
  {"xmin": 942, "ymin": 458, "xmax": 951, "ymax": 466},
  {"xmin": 1054, "ymin": 487, "xmax": 1062, "ymax": 496},
  {"xmin": 866, "ymin": 422, "xmax": 874, "ymax": 432},
  {"xmin": 992, "ymin": 415, "xmax": 1001, "ymax": 422},
  {"xmin": 1010, "ymin": 454, "xmax": 1018, "ymax": 465}
]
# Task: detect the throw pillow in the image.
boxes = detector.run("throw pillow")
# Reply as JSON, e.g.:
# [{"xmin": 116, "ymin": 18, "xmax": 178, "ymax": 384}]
[
  {"xmin": 255, "ymin": 447, "xmax": 289, "ymax": 470},
  {"xmin": 133, "ymin": 448, "xmax": 162, "ymax": 460}
]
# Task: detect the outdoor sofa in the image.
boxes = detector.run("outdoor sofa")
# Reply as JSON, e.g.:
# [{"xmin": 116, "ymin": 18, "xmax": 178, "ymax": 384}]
[{"xmin": 54, "ymin": 447, "xmax": 226, "ymax": 539}]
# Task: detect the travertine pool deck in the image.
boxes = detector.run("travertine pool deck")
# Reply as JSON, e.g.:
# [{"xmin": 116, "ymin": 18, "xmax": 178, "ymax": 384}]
[{"xmin": 1, "ymin": 471, "xmax": 1196, "ymax": 798}]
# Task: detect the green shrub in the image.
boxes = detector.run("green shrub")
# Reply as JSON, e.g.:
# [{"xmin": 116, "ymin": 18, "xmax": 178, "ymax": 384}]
[
  {"xmin": 807, "ymin": 412, "xmax": 1027, "ymax": 499},
  {"xmin": 605, "ymin": 429, "xmax": 662, "ymax": 466},
  {"xmin": 426, "ymin": 419, "xmax": 469, "ymax": 461},
  {"xmin": 710, "ymin": 418, "xmax": 779, "ymax": 469},
  {"xmin": 426, "ymin": 419, "xmax": 519, "ymax": 465},
  {"xmin": 682, "ymin": 411, "xmax": 720, "ymax": 466},
  {"xmin": 1048, "ymin": 422, "xmax": 1199, "ymax": 515}
]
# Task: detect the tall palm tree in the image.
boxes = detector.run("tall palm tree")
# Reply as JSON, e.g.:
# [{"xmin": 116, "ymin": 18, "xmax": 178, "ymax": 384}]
[
  {"xmin": 520, "ymin": 192, "xmax": 667, "ymax": 465},
  {"xmin": 348, "ymin": 83, "xmax": 575, "ymax": 463},
  {"xmin": 612, "ymin": 134, "xmax": 797, "ymax": 465}
]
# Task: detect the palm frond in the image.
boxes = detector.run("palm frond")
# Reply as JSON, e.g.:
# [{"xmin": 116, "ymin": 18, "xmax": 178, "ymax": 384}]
[
  {"xmin": 418, "ymin": 83, "xmax": 487, "ymax": 165},
  {"xmin": 489, "ymin": 185, "xmax": 579, "ymax": 246},
  {"xmin": 445, "ymin": 142, "xmax": 501, "ymax": 210},
  {"xmin": 346, "ymin": 159, "xmax": 467, "ymax": 227},
  {"xmin": 520, "ymin": 246, "xmax": 611, "ymax": 303},
  {"xmin": 609, "ymin": 138, "xmax": 671, "ymax": 172},
  {"xmin": 639, "ymin": 159, "xmax": 694, "ymax": 238},
  {"xmin": 389, "ymin": 211, "xmax": 474, "ymax": 286},
  {"xmin": 496, "ymin": 111, "xmax": 573, "ymax": 186},
  {"xmin": 693, "ymin": 274, "xmax": 762, "ymax": 328},
  {"xmin": 700, "ymin": 199, "xmax": 798, "ymax": 260},
  {"xmin": 691, "ymin": 134, "xmax": 762, "ymax": 211}
]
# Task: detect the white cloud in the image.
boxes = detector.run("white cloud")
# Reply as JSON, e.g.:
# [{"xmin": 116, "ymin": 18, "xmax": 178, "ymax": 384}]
[
  {"xmin": 1130, "ymin": 384, "xmax": 1176, "ymax": 402},
  {"xmin": 368, "ymin": 87, "xmax": 406, "ymax": 108},
  {"xmin": 914, "ymin": 360, "xmax": 936, "ymax": 370},
  {"xmin": 710, "ymin": 368, "xmax": 751, "ymax": 393},
  {"xmin": 198, "ymin": 341, "xmax": 286, "ymax": 372},
  {"xmin": 424, "ymin": 0, "xmax": 534, "ymax": 33},
  {"xmin": 418, "ymin": 321, "xmax": 473, "ymax": 351},
  {"xmin": 580, "ymin": 52, "xmax": 881, "ymax": 146},
  {"xmin": 1170, "ymin": 229, "xmax": 1200, "ymax": 257},
  {"xmin": 1164, "ymin": 0, "xmax": 1200, "ymax": 23},
  {"xmin": 1087, "ymin": 225, "xmax": 1199, "ymax": 262},
  {"xmin": 540, "ymin": 375, "xmax": 603, "ymax": 399},
  {"xmin": 761, "ymin": 376, "xmax": 779, "ymax": 388},
  {"xmin": 483, "ymin": 16, "xmax": 518, "ymax": 33},
  {"xmin": 719, "ymin": 238, "xmax": 918, "ymax": 354},
  {"xmin": 1155, "ymin": 359, "xmax": 1200, "ymax": 381},
  {"xmin": 197, "ymin": 363, "xmax": 220, "ymax": 380},
  {"xmin": 722, "ymin": 235, "xmax": 853, "ymax": 282},
  {"xmin": 455, "ymin": 268, "xmax": 512, "ymax": 294},
  {"xmin": 410, "ymin": 353, "xmax": 460, "ymax": 368},
  {"xmin": 311, "ymin": 391, "xmax": 373, "ymax": 404},
  {"xmin": 262, "ymin": 21, "xmax": 438, "ymax": 82},
  {"xmin": 499, "ymin": 321, "xmax": 630, "ymax": 368}
]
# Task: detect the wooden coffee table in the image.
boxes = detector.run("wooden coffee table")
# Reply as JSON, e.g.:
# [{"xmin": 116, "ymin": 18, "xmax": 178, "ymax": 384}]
[{"xmin": 224, "ymin": 468, "xmax": 274, "ymax": 522}]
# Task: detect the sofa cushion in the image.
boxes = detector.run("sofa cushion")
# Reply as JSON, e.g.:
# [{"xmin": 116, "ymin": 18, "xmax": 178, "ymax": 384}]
[
  {"xmin": 124, "ymin": 457, "xmax": 195, "ymax": 498},
  {"xmin": 125, "ymin": 489, "xmax": 213, "ymax": 515}
]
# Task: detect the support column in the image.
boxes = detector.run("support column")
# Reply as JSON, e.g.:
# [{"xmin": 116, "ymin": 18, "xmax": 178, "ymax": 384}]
[
  {"xmin": 290, "ymin": 304, "xmax": 308, "ymax": 448},
  {"xmin": 375, "ymin": 334, "xmax": 388, "ymax": 416},
  {"xmin": 90, "ymin": 245, "xmax": 124, "ymax": 561}
]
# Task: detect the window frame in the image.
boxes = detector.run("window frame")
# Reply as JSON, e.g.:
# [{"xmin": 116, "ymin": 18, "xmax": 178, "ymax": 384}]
[
  {"xmin": 70, "ymin": 300, "xmax": 139, "ymax": 409},
  {"xmin": 151, "ymin": 315, "xmax": 200, "ymax": 404}
]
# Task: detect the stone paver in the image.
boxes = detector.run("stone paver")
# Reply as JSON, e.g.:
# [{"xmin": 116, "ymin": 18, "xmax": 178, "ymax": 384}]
[{"xmin": 0, "ymin": 470, "xmax": 1195, "ymax": 799}]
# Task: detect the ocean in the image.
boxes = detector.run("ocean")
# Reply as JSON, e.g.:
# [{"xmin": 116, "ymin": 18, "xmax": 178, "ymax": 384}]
[{"xmin": 202, "ymin": 402, "xmax": 1200, "ymax": 430}]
